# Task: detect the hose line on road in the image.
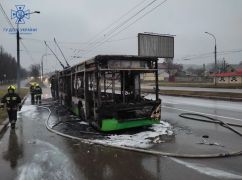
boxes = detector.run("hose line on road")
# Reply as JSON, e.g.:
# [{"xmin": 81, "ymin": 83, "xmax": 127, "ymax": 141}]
[
  {"xmin": 38, "ymin": 104, "xmax": 242, "ymax": 159},
  {"xmin": 179, "ymin": 113, "xmax": 242, "ymax": 136}
]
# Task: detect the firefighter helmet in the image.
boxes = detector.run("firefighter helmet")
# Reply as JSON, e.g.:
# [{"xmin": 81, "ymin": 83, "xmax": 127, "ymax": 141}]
[{"xmin": 8, "ymin": 85, "xmax": 16, "ymax": 91}]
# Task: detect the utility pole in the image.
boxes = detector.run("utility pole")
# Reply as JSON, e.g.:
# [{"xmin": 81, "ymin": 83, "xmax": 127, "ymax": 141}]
[
  {"xmin": 223, "ymin": 58, "xmax": 226, "ymax": 72},
  {"xmin": 41, "ymin": 53, "xmax": 51, "ymax": 82},
  {"xmin": 205, "ymin": 32, "xmax": 217, "ymax": 86},
  {"xmin": 203, "ymin": 64, "xmax": 206, "ymax": 76},
  {"xmin": 41, "ymin": 59, "xmax": 43, "ymax": 81},
  {"xmin": 16, "ymin": 23, "xmax": 20, "ymax": 93},
  {"xmin": 16, "ymin": 11, "xmax": 40, "ymax": 93}
]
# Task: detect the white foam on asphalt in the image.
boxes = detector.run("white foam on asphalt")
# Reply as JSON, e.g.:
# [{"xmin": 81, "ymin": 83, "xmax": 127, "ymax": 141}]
[
  {"xmin": 93, "ymin": 121, "xmax": 172, "ymax": 149},
  {"xmin": 17, "ymin": 105, "xmax": 36, "ymax": 119},
  {"xmin": 79, "ymin": 121, "xmax": 88, "ymax": 125},
  {"xmin": 171, "ymin": 158, "xmax": 242, "ymax": 179},
  {"xmin": 16, "ymin": 139, "xmax": 83, "ymax": 180},
  {"xmin": 19, "ymin": 105, "xmax": 37, "ymax": 113}
]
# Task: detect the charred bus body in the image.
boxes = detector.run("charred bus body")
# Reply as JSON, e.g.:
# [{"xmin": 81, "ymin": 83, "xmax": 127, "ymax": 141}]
[{"xmin": 56, "ymin": 55, "xmax": 161, "ymax": 131}]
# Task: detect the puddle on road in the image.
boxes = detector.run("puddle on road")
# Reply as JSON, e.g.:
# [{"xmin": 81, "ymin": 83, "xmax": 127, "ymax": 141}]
[
  {"xmin": 16, "ymin": 140, "xmax": 84, "ymax": 180},
  {"xmin": 17, "ymin": 105, "xmax": 37, "ymax": 119}
]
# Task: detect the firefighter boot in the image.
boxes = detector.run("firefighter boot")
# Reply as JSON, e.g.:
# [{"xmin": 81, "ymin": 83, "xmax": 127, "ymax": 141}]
[
  {"xmin": 11, "ymin": 122, "xmax": 15, "ymax": 129},
  {"xmin": 10, "ymin": 119, "xmax": 16, "ymax": 129}
]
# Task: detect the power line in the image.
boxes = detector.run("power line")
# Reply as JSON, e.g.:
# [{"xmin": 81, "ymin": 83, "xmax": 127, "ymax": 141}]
[
  {"xmin": 104, "ymin": 0, "xmax": 158, "ymax": 38},
  {"xmin": 70, "ymin": 0, "xmax": 151, "ymax": 59},
  {"xmin": 86, "ymin": 0, "xmax": 149, "ymax": 45},
  {"xmin": 54, "ymin": 38, "xmax": 70, "ymax": 67},
  {"xmin": 106, "ymin": 0, "xmax": 169, "ymax": 44},
  {"xmin": 82, "ymin": 0, "xmax": 168, "ymax": 56},
  {"xmin": 22, "ymin": 36, "xmax": 135, "ymax": 45},
  {"xmin": 179, "ymin": 49, "xmax": 242, "ymax": 61},
  {"xmin": 0, "ymin": 22, "xmax": 5, "ymax": 29},
  {"xmin": 83, "ymin": 0, "xmax": 159, "ymax": 54},
  {"xmin": 0, "ymin": 2, "xmax": 15, "ymax": 29},
  {"xmin": 44, "ymin": 41, "xmax": 66, "ymax": 69},
  {"xmin": 22, "ymin": 36, "xmax": 135, "ymax": 62},
  {"xmin": 20, "ymin": 40, "xmax": 35, "ymax": 62}
]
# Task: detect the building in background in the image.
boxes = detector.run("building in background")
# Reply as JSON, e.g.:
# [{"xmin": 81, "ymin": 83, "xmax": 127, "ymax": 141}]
[{"xmin": 213, "ymin": 69, "xmax": 242, "ymax": 84}]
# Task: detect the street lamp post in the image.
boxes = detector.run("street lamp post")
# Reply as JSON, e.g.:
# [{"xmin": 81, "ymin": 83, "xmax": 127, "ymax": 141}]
[
  {"xmin": 16, "ymin": 11, "xmax": 40, "ymax": 93},
  {"xmin": 41, "ymin": 53, "xmax": 51, "ymax": 81},
  {"xmin": 16, "ymin": 22, "xmax": 20, "ymax": 92},
  {"xmin": 205, "ymin": 32, "xmax": 217, "ymax": 86}
]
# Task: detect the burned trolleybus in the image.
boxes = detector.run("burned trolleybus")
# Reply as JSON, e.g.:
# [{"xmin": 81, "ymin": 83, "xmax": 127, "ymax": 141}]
[{"xmin": 57, "ymin": 55, "xmax": 161, "ymax": 131}]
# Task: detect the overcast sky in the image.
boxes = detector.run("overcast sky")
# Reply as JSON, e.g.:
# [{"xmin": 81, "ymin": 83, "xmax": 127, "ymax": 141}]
[{"xmin": 1, "ymin": 0, "xmax": 242, "ymax": 72}]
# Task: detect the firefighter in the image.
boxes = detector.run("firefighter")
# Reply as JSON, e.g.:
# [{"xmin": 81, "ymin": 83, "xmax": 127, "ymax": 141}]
[
  {"xmin": 30, "ymin": 82, "xmax": 36, "ymax": 104},
  {"xmin": 34, "ymin": 84, "xmax": 42, "ymax": 104},
  {"xmin": 50, "ymin": 77, "xmax": 55, "ymax": 98},
  {"xmin": 0, "ymin": 85, "xmax": 22, "ymax": 129}
]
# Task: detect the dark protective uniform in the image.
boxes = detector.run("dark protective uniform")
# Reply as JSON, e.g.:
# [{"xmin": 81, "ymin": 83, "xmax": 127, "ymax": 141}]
[
  {"xmin": 1, "ymin": 92, "xmax": 21, "ymax": 128},
  {"xmin": 30, "ymin": 84, "xmax": 35, "ymax": 103},
  {"xmin": 50, "ymin": 78, "xmax": 56, "ymax": 98},
  {"xmin": 34, "ymin": 86, "xmax": 42, "ymax": 104}
]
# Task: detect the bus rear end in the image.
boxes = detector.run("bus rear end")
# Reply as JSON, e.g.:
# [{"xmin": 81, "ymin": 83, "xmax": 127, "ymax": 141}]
[{"xmin": 89, "ymin": 55, "xmax": 161, "ymax": 131}]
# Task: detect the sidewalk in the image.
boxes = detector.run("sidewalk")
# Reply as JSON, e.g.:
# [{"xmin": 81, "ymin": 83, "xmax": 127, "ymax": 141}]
[{"xmin": 0, "ymin": 119, "xmax": 8, "ymax": 136}]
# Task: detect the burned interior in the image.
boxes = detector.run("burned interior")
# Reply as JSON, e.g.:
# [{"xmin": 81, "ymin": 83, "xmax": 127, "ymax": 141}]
[{"xmin": 56, "ymin": 55, "xmax": 161, "ymax": 130}]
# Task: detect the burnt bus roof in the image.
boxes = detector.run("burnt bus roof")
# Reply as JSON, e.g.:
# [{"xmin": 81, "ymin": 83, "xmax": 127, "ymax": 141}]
[
  {"xmin": 85, "ymin": 55, "xmax": 158, "ymax": 65},
  {"xmin": 95, "ymin": 55, "xmax": 158, "ymax": 61},
  {"xmin": 59, "ymin": 55, "xmax": 158, "ymax": 74}
]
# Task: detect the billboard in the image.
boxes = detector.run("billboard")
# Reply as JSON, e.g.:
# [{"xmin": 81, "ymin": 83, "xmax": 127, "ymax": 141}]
[{"xmin": 138, "ymin": 33, "xmax": 174, "ymax": 58}]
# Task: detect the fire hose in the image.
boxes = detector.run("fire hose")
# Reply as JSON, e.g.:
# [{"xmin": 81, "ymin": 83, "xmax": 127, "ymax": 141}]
[{"xmin": 38, "ymin": 103, "xmax": 242, "ymax": 158}]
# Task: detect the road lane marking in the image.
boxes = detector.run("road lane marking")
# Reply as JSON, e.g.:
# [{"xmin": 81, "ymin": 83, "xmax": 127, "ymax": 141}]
[
  {"xmin": 171, "ymin": 158, "xmax": 242, "ymax": 179},
  {"xmin": 162, "ymin": 105, "xmax": 242, "ymax": 122}
]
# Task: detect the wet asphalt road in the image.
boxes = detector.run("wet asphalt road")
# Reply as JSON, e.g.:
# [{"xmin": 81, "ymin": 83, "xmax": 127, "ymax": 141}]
[{"xmin": 0, "ymin": 93, "xmax": 242, "ymax": 179}]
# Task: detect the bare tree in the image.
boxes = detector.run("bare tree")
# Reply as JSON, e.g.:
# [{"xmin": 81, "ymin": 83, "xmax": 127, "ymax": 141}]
[
  {"xmin": 0, "ymin": 46, "xmax": 19, "ymax": 82},
  {"xmin": 29, "ymin": 64, "xmax": 40, "ymax": 78}
]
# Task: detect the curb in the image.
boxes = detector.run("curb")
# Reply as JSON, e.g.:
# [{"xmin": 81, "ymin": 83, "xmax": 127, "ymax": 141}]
[
  {"xmin": 0, "ymin": 94, "xmax": 29, "ymax": 136},
  {"xmin": 141, "ymin": 89, "xmax": 242, "ymax": 102},
  {"xmin": 159, "ymin": 93, "xmax": 242, "ymax": 102}
]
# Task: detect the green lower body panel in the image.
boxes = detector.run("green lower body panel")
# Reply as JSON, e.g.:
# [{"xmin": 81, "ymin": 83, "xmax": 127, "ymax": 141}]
[
  {"xmin": 101, "ymin": 118, "xmax": 160, "ymax": 131},
  {"xmin": 70, "ymin": 104, "xmax": 159, "ymax": 131},
  {"xmin": 71, "ymin": 106, "xmax": 79, "ymax": 117}
]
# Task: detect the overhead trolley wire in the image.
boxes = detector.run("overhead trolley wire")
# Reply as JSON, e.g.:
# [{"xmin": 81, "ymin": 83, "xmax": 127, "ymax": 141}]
[
  {"xmin": 82, "ymin": 0, "xmax": 169, "ymax": 56},
  {"xmin": 54, "ymin": 38, "xmax": 70, "ymax": 67},
  {"xmin": 181, "ymin": 49, "xmax": 242, "ymax": 61},
  {"xmin": 82, "ymin": 0, "xmax": 160, "ymax": 55},
  {"xmin": 86, "ymin": 0, "xmax": 149, "ymax": 45},
  {"xmin": 102, "ymin": 0, "xmax": 159, "ymax": 39},
  {"xmin": 0, "ymin": 2, "xmax": 15, "ymax": 29},
  {"xmin": 70, "ymin": 0, "xmax": 152, "ymax": 59}
]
